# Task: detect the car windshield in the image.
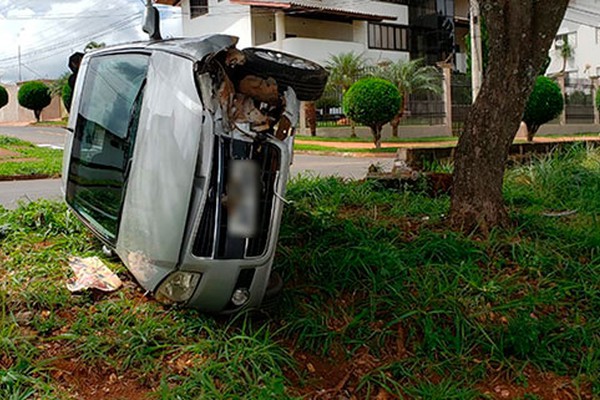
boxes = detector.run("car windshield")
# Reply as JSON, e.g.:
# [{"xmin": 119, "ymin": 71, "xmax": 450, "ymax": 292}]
[{"xmin": 66, "ymin": 53, "xmax": 149, "ymax": 242}]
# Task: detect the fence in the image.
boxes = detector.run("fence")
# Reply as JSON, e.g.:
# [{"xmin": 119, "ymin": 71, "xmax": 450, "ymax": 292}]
[
  {"xmin": 303, "ymin": 67, "xmax": 599, "ymax": 137},
  {"xmin": 314, "ymin": 70, "xmax": 446, "ymax": 129},
  {"xmin": 565, "ymin": 78, "xmax": 596, "ymax": 125}
]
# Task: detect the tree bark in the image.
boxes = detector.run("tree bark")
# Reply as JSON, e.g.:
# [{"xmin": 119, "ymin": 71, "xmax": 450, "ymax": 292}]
[
  {"xmin": 34, "ymin": 109, "xmax": 41, "ymax": 122},
  {"xmin": 390, "ymin": 96, "xmax": 406, "ymax": 137},
  {"xmin": 305, "ymin": 102, "xmax": 317, "ymax": 136},
  {"xmin": 371, "ymin": 125, "xmax": 382, "ymax": 149},
  {"xmin": 350, "ymin": 120, "xmax": 357, "ymax": 138},
  {"xmin": 390, "ymin": 114, "xmax": 401, "ymax": 138},
  {"xmin": 450, "ymin": 0, "xmax": 569, "ymax": 232}
]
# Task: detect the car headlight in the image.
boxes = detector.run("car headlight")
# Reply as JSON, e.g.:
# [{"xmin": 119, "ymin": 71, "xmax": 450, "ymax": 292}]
[{"xmin": 155, "ymin": 272, "xmax": 201, "ymax": 304}]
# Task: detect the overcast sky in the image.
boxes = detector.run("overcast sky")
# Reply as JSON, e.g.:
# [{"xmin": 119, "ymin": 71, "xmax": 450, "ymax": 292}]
[{"xmin": 0, "ymin": 0, "xmax": 182, "ymax": 84}]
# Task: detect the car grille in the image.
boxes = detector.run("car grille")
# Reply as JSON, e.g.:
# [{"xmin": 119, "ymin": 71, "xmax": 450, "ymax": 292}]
[{"xmin": 192, "ymin": 136, "xmax": 281, "ymax": 259}]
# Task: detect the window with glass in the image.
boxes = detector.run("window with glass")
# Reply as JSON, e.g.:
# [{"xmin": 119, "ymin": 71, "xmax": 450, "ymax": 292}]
[
  {"xmin": 190, "ymin": 0, "xmax": 208, "ymax": 18},
  {"xmin": 368, "ymin": 23, "xmax": 410, "ymax": 51},
  {"xmin": 66, "ymin": 53, "xmax": 149, "ymax": 242}
]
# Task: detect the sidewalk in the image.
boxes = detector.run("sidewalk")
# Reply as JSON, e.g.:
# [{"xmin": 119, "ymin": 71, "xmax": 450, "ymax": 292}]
[{"xmin": 296, "ymin": 135, "xmax": 600, "ymax": 150}]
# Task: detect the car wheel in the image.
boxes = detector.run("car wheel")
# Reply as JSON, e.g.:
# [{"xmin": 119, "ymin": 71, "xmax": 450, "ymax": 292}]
[{"xmin": 242, "ymin": 48, "xmax": 329, "ymax": 101}]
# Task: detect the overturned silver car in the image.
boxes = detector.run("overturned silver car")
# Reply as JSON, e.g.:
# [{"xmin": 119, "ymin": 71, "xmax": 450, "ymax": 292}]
[{"xmin": 62, "ymin": 35, "xmax": 328, "ymax": 313}]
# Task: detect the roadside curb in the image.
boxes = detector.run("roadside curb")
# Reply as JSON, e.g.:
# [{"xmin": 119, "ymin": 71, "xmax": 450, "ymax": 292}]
[
  {"xmin": 0, "ymin": 174, "xmax": 59, "ymax": 182},
  {"xmin": 294, "ymin": 150, "xmax": 397, "ymax": 158}
]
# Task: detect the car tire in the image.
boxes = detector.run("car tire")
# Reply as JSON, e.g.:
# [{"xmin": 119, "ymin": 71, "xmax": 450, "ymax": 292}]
[{"xmin": 242, "ymin": 48, "xmax": 329, "ymax": 101}]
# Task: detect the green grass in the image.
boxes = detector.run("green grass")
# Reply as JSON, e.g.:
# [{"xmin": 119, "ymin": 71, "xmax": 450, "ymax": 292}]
[
  {"xmin": 294, "ymin": 143, "xmax": 399, "ymax": 153},
  {"xmin": 296, "ymin": 135, "xmax": 458, "ymax": 143},
  {"xmin": 0, "ymin": 135, "xmax": 62, "ymax": 178},
  {"xmin": 31, "ymin": 118, "xmax": 68, "ymax": 127},
  {"xmin": 0, "ymin": 145, "xmax": 598, "ymax": 398}
]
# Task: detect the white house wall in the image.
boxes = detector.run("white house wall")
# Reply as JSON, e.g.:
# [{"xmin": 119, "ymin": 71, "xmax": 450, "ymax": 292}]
[
  {"xmin": 179, "ymin": 0, "xmax": 253, "ymax": 48},
  {"xmin": 251, "ymin": 13, "xmax": 355, "ymax": 45},
  {"xmin": 547, "ymin": 1, "xmax": 600, "ymax": 78}
]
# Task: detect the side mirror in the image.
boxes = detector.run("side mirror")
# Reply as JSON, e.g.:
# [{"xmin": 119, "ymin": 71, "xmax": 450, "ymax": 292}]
[{"xmin": 143, "ymin": 1, "xmax": 162, "ymax": 41}]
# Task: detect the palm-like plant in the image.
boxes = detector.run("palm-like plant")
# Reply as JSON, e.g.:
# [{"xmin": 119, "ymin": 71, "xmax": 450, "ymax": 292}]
[
  {"xmin": 559, "ymin": 40, "xmax": 574, "ymax": 73},
  {"xmin": 326, "ymin": 52, "xmax": 366, "ymax": 92},
  {"xmin": 375, "ymin": 58, "xmax": 442, "ymax": 137},
  {"xmin": 326, "ymin": 52, "xmax": 366, "ymax": 137}
]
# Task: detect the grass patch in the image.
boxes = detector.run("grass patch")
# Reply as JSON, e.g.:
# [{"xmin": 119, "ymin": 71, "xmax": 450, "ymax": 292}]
[
  {"xmin": 31, "ymin": 118, "xmax": 68, "ymax": 127},
  {"xmin": 0, "ymin": 135, "xmax": 62, "ymax": 178},
  {"xmin": 295, "ymin": 143, "xmax": 399, "ymax": 153},
  {"xmin": 296, "ymin": 135, "xmax": 458, "ymax": 143},
  {"xmin": 0, "ymin": 145, "xmax": 598, "ymax": 398}
]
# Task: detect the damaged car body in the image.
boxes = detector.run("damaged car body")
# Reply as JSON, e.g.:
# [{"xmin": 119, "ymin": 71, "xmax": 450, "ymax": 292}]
[{"xmin": 62, "ymin": 35, "xmax": 328, "ymax": 313}]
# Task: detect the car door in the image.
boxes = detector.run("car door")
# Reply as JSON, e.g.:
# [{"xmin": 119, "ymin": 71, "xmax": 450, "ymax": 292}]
[{"xmin": 65, "ymin": 52, "xmax": 149, "ymax": 244}]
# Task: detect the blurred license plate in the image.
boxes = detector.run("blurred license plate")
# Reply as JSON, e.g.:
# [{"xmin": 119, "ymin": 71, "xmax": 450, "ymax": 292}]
[{"xmin": 227, "ymin": 160, "xmax": 259, "ymax": 237}]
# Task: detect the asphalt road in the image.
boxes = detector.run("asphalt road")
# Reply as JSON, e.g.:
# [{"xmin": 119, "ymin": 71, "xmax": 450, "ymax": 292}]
[
  {"xmin": 0, "ymin": 126, "xmax": 393, "ymax": 209},
  {"xmin": 0, "ymin": 125, "xmax": 67, "ymax": 149}
]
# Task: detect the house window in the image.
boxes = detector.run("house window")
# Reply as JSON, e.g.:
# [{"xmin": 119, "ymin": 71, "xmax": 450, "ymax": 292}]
[
  {"xmin": 190, "ymin": 0, "xmax": 208, "ymax": 18},
  {"xmin": 368, "ymin": 23, "xmax": 409, "ymax": 51},
  {"xmin": 555, "ymin": 32, "xmax": 577, "ymax": 49}
]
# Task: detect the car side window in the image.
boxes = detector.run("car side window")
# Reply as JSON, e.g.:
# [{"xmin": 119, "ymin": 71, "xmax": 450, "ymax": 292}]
[{"xmin": 66, "ymin": 53, "xmax": 149, "ymax": 242}]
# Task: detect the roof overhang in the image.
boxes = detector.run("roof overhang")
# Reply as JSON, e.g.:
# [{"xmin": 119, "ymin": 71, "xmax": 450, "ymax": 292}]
[
  {"xmin": 154, "ymin": 0, "xmax": 181, "ymax": 6},
  {"xmin": 231, "ymin": 0, "xmax": 397, "ymax": 22}
]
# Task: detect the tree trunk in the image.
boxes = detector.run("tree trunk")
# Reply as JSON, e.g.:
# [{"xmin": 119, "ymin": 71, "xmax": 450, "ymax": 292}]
[
  {"xmin": 450, "ymin": 0, "xmax": 569, "ymax": 232},
  {"xmin": 350, "ymin": 120, "xmax": 357, "ymax": 138},
  {"xmin": 371, "ymin": 125, "xmax": 382, "ymax": 149},
  {"xmin": 34, "ymin": 109, "xmax": 41, "ymax": 122},
  {"xmin": 305, "ymin": 102, "xmax": 317, "ymax": 136},
  {"xmin": 390, "ymin": 95, "xmax": 406, "ymax": 138},
  {"xmin": 526, "ymin": 123, "xmax": 539, "ymax": 142},
  {"xmin": 390, "ymin": 113, "xmax": 401, "ymax": 138}
]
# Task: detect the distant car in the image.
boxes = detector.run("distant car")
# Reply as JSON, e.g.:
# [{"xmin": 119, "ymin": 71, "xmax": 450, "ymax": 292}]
[{"xmin": 62, "ymin": 34, "xmax": 328, "ymax": 313}]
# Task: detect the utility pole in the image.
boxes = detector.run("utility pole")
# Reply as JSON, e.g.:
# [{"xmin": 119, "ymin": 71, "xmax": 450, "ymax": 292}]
[
  {"xmin": 18, "ymin": 44, "xmax": 22, "ymax": 82},
  {"xmin": 470, "ymin": 0, "xmax": 483, "ymax": 102}
]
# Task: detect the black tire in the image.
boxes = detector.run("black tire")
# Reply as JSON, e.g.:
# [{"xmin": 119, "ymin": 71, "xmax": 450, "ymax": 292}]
[{"xmin": 242, "ymin": 48, "xmax": 329, "ymax": 101}]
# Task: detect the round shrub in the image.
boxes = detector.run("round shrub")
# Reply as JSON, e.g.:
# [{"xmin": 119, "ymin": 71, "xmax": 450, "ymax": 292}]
[
  {"xmin": 523, "ymin": 76, "xmax": 563, "ymax": 141},
  {"xmin": 18, "ymin": 81, "xmax": 52, "ymax": 122},
  {"xmin": 343, "ymin": 78, "xmax": 401, "ymax": 148},
  {"xmin": 62, "ymin": 82, "xmax": 73, "ymax": 113},
  {"xmin": 0, "ymin": 85, "xmax": 8, "ymax": 110}
]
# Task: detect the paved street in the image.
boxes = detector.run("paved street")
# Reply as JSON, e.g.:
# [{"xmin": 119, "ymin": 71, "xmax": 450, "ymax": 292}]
[
  {"xmin": 0, "ymin": 125, "xmax": 67, "ymax": 149},
  {"xmin": 0, "ymin": 126, "xmax": 393, "ymax": 209}
]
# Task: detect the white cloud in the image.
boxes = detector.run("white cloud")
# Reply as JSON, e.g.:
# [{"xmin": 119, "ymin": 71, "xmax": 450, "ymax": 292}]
[{"xmin": 0, "ymin": 0, "xmax": 181, "ymax": 83}]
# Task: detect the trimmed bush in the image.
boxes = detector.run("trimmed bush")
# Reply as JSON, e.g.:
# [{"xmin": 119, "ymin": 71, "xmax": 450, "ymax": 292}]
[
  {"xmin": 523, "ymin": 76, "xmax": 563, "ymax": 141},
  {"xmin": 596, "ymin": 87, "xmax": 600, "ymax": 114},
  {"xmin": 62, "ymin": 82, "xmax": 73, "ymax": 113},
  {"xmin": 18, "ymin": 81, "xmax": 52, "ymax": 122},
  {"xmin": 343, "ymin": 78, "xmax": 401, "ymax": 148},
  {"xmin": 0, "ymin": 85, "xmax": 8, "ymax": 110}
]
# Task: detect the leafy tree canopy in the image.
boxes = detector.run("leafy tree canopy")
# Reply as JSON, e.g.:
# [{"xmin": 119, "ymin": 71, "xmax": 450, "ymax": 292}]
[
  {"xmin": 523, "ymin": 76, "xmax": 564, "ymax": 140},
  {"xmin": 18, "ymin": 81, "xmax": 52, "ymax": 121},
  {"xmin": 0, "ymin": 85, "xmax": 8, "ymax": 110},
  {"xmin": 343, "ymin": 78, "xmax": 401, "ymax": 148}
]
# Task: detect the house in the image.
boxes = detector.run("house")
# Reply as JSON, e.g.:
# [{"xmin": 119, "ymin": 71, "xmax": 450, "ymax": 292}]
[
  {"xmin": 408, "ymin": 0, "xmax": 469, "ymax": 72},
  {"xmin": 155, "ymin": 0, "xmax": 412, "ymax": 65},
  {"xmin": 155, "ymin": 0, "xmax": 474, "ymax": 72},
  {"xmin": 546, "ymin": 0, "xmax": 600, "ymax": 80}
]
